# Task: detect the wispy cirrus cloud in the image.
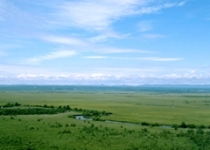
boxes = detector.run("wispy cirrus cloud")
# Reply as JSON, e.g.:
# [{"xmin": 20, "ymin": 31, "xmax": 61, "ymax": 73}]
[
  {"xmin": 42, "ymin": 35, "xmax": 87, "ymax": 46},
  {"xmin": 138, "ymin": 57, "xmax": 183, "ymax": 61},
  {"xmin": 83, "ymin": 56, "xmax": 108, "ymax": 59},
  {"xmin": 1, "ymin": 0, "xmax": 194, "ymax": 85},
  {"xmin": 54, "ymin": 0, "xmax": 185, "ymax": 32},
  {"xmin": 28, "ymin": 50, "xmax": 76, "ymax": 64},
  {"xmin": 89, "ymin": 31, "xmax": 129, "ymax": 43},
  {"xmin": 98, "ymin": 47, "xmax": 153, "ymax": 54},
  {"xmin": 137, "ymin": 1, "xmax": 186, "ymax": 14},
  {"xmin": 0, "ymin": 0, "xmax": 186, "ymax": 39},
  {"xmin": 82, "ymin": 56, "xmax": 183, "ymax": 62},
  {"xmin": 54, "ymin": 0, "xmax": 142, "ymax": 31},
  {"xmin": 40, "ymin": 34, "xmax": 153, "ymax": 54},
  {"xmin": 0, "ymin": 0, "xmax": 186, "ymax": 41}
]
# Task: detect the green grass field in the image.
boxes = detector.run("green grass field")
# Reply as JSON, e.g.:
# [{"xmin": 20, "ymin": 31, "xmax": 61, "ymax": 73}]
[
  {"xmin": 1, "ymin": 91, "xmax": 210, "ymax": 125},
  {"xmin": 1, "ymin": 89, "xmax": 210, "ymax": 149}
]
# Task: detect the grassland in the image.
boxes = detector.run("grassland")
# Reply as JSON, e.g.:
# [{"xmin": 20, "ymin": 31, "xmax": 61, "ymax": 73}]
[
  {"xmin": 1, "ymin": 90, "xmax": 210, "ymax": 125},
  {"xmin": 1, "ymin": 86, "xmax": 210, "ymax": 149}
]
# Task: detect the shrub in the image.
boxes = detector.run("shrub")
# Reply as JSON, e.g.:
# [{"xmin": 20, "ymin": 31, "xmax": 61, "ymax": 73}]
[
  {"xmin": 3, "ymin": 103, "xmax": 15, "ymax": 107},
  {"xmin": 91, "ymin": 123, "xmax": 95, "ymax": 128},
  {"xmin": 151, "ymin": 123, "xmax": 159, "ymax": 127},
  {"xmin": 70, "ymin": 124, "xmax": 76, "ymax": 127},
  {"xmin": 14, "ymin": 102, "xmax": 21, "ymax": 106},
  {"xmin": 172, "ymin": 124, "xmax": 178, "ymax": 130},
  {"xmin": 197, "ymin": 125, "xmax": 205, "ymax": 129},
  {"xmin": 179, "ymin": 122, "xmax": 187, "ymax": 128},
  {"xmin": 43, "ymin": 104, "xmax": 48, "ymax": 108},
  {"xmin": 141, "ymin": 122, "xmax": 150, "ymax": 126},
  {"xmin": 30, "ymin": 127, "xmax": 34, "ymax": 130}
]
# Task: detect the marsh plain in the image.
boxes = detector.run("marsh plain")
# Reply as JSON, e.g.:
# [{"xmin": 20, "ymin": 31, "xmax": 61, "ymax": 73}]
[{"xmin": 1, "ymin": 85, "xmax": 210, "ymax": 149}]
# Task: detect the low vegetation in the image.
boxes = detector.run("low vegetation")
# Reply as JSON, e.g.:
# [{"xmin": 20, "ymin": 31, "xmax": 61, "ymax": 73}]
[{"xmin": 1, "ymin": 88, "xmax": 210, "ymax": 149}]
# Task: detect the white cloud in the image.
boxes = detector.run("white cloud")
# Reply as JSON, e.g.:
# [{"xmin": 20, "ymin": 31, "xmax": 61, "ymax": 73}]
[
  {"xmin": 1, "ymin": 65, "xmax": 210, "ymax": 85},
  {"xmin": 39, "ymin": 35, "xmax": 153, "ymax": 54},
  {"xmin": 94, "ymin": 67, "xmax": 163, "ymax": 76},
  {"xmin": 138, "ymin": 57, "xmax": 182, "ymax": 61},
  {"xmin": 178, "ymin": 1, "xmax": 186, "ymax": 6},
  {"xmin": 17, "ymin": 74, "xmax": 50, "ymax": 79},
  {"xmin": 28, "ymin": 50, "xmax": 76, "ymax": 64},
  {"xmin": 89, "ymin": 31, "xmax": 129, "ymax": 43},
  {"xmin": 190, "ymin": 70, "xmax": 196, "ymax": 74},
  {"xmin": 1, "ymin": 72, "xmax": 210, "ymax": 85},
  {"xmin": 137, "ymin": 1, "xmax": 185, "ymax": 14},
  {"xmin": 42, "ymin": 35, "xmax": 87, "ymax": 46},
  {"xmin": 0, "ymin": 0, "xmax": 186, "ymax": 39},
  {"xmin": 54, "ymin": 0, "xmax": 185, "ymax": 32},
  {"xmin": 83, "ymin": 56, "xmax": 108, "ymax": 59},
  {"xmin": 55, "ymin": 0, "xmax": 141, "ymax": 31},
  {"xmin": 98, "ymin": 47, "xmax": 152, "ymax": 54}
]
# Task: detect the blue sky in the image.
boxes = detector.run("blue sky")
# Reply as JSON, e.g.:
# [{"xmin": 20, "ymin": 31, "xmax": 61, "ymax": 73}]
[{"xmin": 0, "ymin": 0, "xmax": 210, "ymax": 85}]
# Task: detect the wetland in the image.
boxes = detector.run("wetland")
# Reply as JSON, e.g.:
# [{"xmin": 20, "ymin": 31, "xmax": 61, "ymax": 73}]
[{"xmin": 1, "ymin": 85, "xmax": 210, "ymax": 149}]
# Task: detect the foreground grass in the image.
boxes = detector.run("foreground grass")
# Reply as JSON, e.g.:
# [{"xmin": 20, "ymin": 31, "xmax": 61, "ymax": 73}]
[
  {"xmin": 0, "ymin": 112, "xmax": 209, "ymax": 150},
  {"xmin": 1, "ymin": 90, "xmax": 210, "ymax": 149}
]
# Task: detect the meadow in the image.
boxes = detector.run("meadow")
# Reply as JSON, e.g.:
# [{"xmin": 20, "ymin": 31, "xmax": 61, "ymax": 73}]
[{"xmin": 0, "ymin": 85, "xmax": 210, "ymax": 149}]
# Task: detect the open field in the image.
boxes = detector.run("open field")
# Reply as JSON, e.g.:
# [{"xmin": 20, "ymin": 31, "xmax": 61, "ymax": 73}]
[
  {"xmin": 1, "ymin": 87, "xmax": 210, "ymax": 125},
  {"xmin": 1, "ymin": 111, "xmax": 204, "ymax": 150},
  {"xmin": 1, "ymin": 85, "xmax": 210, "ymax": 149}
]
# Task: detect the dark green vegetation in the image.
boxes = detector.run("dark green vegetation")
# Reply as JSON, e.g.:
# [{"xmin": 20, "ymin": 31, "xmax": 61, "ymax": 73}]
[{"xmin": 1, "ymin": 85, "xmax": 210, "ymax": 149}]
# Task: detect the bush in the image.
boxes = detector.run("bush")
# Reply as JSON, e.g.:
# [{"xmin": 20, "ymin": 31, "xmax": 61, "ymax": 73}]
[
  {"xmin": 3, "ymin": 103, "xmax": 17, "ymax": 108},
  {"xmin": 179, "ymin": 122, "xmax": 187, "ymax": 128},
  {"xmin": 172, "ymin": 124, "xmax": 179, "ymax": 130},
  {"xmin": 151, "ymin": 123, "xmax": 159, "ymax": 127},
  {"xmin": 197, "ymin": 125, "xmax": 205, "ymax": 129},
  {"xmin": 141, "ymin": 122, "xmax": 150, "ymax": 126},
  {"xmin": 14, "ymin": 102, "xmax": 21, "ymax": 106},
  {"xmin": 70, "ymin": 124, "xmax": 76, "ymax": 127},
  {"xmin": 0, "ymin": 107, "xmax": 66, "ymax": 115}
]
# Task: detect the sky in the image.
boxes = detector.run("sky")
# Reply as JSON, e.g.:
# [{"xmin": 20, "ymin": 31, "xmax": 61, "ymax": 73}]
[{"xmin": 0, "ymin": 0, "xmax": 210, "ymax": 85}]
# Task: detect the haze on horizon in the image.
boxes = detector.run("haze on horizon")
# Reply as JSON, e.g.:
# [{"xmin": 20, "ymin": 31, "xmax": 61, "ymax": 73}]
[{"xmin": 0, "ymin": 0, "xmax": 210, "ymax": 85}]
